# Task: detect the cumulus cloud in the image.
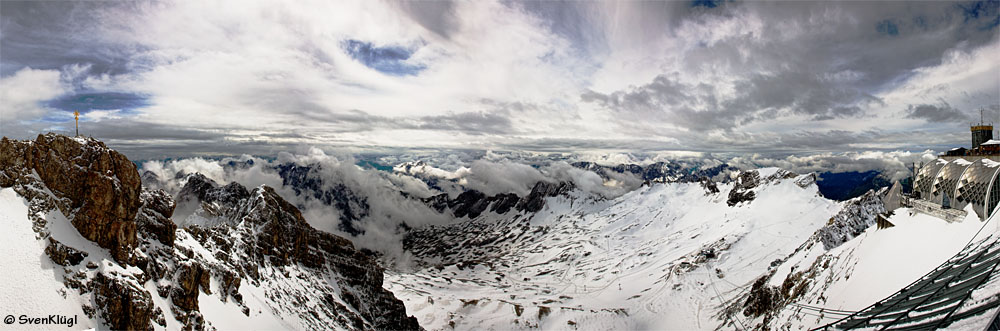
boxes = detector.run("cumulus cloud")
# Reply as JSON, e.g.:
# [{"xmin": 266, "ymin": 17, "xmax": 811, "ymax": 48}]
[{"xmin": 0, "ymin": 68, "xmax": 68, "ymax": 122}]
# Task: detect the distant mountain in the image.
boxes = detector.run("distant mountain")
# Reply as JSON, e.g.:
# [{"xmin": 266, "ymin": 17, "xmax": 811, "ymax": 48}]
[
  {"xmin": 571, "ymin": 161, "xmax": 739, "ymax": 183},
  {"xmin": 816, "ymin": 170, "xmax": 912, "ymax": 201},
  {"xmin": 275, "ymin": 163, "xmax": 371, "ymax": 235}
]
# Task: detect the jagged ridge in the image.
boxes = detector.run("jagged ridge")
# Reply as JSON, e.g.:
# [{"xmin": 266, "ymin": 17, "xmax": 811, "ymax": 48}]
[{"xmin": 0, "ymin": 133, "xmax": 420, "ymax": 331}]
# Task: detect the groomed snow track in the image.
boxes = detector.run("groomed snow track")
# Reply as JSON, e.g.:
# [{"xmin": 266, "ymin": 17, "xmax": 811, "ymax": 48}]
[{"xmin": 817, "ymin": 234, "xmax": 1000, "ymax": 330}]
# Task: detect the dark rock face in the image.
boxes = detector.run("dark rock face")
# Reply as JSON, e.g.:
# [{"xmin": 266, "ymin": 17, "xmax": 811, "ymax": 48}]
[
  {"xmin": 743, "ymin": 276, "xmax": 781, "ymax": 318},
  {"xmin": 444, "ymin": 190, "xmax": 490, "ymax": 218},
  {"xmin": 739, "ymin": 270, "xmax": 813, "ymax": 327},
  {"xmin": 424, "ymin": 193, "xmax": 451, "ymax": 212},
  {"xmin": 516, "ymin": 181, "xmax": 574, "ymax": 213},
  {"xmin": 137, "ymin": 189, "xmax": 177, "ymax": 246},
  {"xmin": 175, "ymin": 174, "xmax": 252, "ymax": 223},
  {"xmin": 177, "ymin": 173, "xmax": 221, "ymax": 203},
  {"xmin": 727, "ymin": 170, "xmax": 761, "ymax": 207},
  {"xmin": 243, "ymin": 185, "xmax": 321, "ymax": 267},
  {"xmin": 0, "ymin": 134, "xmax": 141, "ymax": 264},
  {"xmin": 489, "ymin": 193, "xmax": 520, "ymax": 214},
  {"xmin": 172, "ymin": 262, "xmax": 211, "ymax": 312},
  {"xmin": 45, "ymin": 238, "xmax": 88, "ymax": 266},
  {"xmin": 424, "ymin": 190, "xmax": 493, "ymax": 218},
  {"xmin": 93, "ymin": 272, "xmax": 158, "ymax": 331}
]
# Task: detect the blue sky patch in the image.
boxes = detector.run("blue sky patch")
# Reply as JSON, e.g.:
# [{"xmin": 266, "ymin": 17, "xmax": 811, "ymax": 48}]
[
  {"xmin": 957, "ymin": 0, "xmax": 1000, "ymax": 29},
  {"xmin": 45, "ymin": 92, "xmax": 150, "ymax": 114},
  {"xmin": 342, "ymin": 40, "xmax": 426, "ymax": 76},
  {"xmin": 876, "ymin": 20, "xmax": 900, "ymax": 36},
  {"xmin": 958, "ymin": 0, "xmax": 999, "ymax": 21},
  {"xmin": 691, "ymin": 0, "xmax": 724, "ymax": 8}
]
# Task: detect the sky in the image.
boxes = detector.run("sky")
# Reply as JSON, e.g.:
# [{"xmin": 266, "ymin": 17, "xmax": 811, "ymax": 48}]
[{"xmin": 0, "ymin": 0, "xmax": 998, "ymax": 162}]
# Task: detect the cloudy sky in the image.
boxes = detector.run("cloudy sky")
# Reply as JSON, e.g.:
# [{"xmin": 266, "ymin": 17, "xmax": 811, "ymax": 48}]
[{"xmin": 1, "ymin": 0, "xmax": 998, "ymax": 161}]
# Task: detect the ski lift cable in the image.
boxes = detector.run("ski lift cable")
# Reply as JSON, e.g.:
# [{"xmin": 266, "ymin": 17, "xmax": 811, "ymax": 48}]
[{"xmin": 706, "ymin": 259, "xmax": 748, "ymax": 330}]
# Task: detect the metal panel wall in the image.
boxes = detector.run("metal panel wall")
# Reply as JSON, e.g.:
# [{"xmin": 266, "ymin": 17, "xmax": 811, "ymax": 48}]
[
  {"xmin": 916, "ymin": 159, "xmax": 949, "ymax": 200},
  {"xmin": 954, "ymin": 159, "xmax": 1000, "ymax": 219},
  {"xmin": 931, "ymin": 159, "xmax": 972, "ymax": 206}
]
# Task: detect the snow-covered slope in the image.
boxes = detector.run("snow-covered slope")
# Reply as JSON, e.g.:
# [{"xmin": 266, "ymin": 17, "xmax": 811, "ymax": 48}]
[
  {"xmin": 0, "ymin": 188, "xmax": 92, "ymax": 330},
  {"xmin": 387, "ymin": 169, "xmax": 841, "ymax": 330},
  {"xmin": 388, "ymin": 164, "xmax": 1000, "ymax": 330},
  {"xmin": 736, "ymin": 203, "xmax": 1000, "ymax": 330}
]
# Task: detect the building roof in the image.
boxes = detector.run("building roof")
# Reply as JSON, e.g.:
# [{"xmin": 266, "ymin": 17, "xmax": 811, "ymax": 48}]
[{"xmin": 981, "ymin": 139, "xmax": 1000, "ymax": 145}]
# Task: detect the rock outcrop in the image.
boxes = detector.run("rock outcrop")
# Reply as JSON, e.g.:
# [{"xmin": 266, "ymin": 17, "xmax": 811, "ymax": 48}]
[
  {"xmin": 727, "ymin": 170, "xmax": 761, "ymax": 207},
  {"xmin": 1, "ymin": 133, "xmax": 141, "ymax": 263},
  {"xmin": 516, "ymin": 181, "xmax": 574, "ymax": 213},
  {"xmin": 44, "ymin": 238, "xmax": 88, "ymax": 266},
  {"xmin": 700, "ymin": 177, "xmax": 720, "ymax": 194},
  {"xmin": 817, "ymin": 189, "xmax": 887, "ymax": 250},
  {"xmin": 93, "ymin": 272, "xmax": 159, "ymax": 331},
  {"xmin": 137, "ymin": 188, "xmax": 177, "ymax": 246}
]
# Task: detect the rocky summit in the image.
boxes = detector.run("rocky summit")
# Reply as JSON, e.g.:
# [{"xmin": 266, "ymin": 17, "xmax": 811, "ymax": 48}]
[
  {"xmin": 0, "ymin": 133, "xmax": 420, "ymax": 330},
  {"xmin": 1, "ymin": 134, "xmax": 141, "ymax": 264}
]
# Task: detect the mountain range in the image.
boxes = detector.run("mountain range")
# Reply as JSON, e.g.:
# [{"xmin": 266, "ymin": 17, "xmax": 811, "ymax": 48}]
[{"xmin": 2, "ymin": 133, "xmax": 997, "ymax": 330}]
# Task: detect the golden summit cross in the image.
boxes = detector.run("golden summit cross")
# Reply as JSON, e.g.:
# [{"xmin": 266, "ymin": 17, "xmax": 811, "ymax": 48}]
[{"xmin": 74, "ymin": 110, "xmax": 80, "ymax": 137}]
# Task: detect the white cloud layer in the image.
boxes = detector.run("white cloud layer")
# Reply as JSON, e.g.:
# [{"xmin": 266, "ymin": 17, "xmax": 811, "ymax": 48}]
[{"xmin": 0, "ymin": 0, "xmax": 997, "ymax": 159}]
